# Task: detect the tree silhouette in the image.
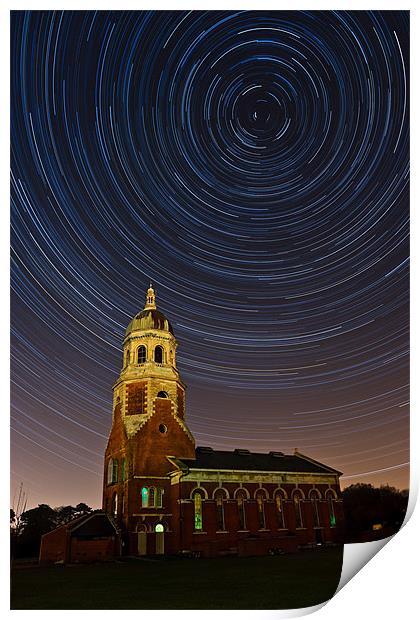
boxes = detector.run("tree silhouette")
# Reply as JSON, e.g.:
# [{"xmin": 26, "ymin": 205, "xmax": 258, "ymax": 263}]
[{"xmin": 342, "ymin": 484, "xmax": 408, "ymax": 541}]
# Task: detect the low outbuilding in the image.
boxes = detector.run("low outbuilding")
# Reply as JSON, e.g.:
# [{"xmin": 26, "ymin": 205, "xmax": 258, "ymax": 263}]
[{"xmin": 39, "ymin": 511, "xmax": 121, "ymax": 565}]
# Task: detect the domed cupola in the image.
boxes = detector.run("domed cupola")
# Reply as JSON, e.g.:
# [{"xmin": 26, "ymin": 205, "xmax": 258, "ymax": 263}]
[{"xmin": 125, "ymin": 285, "xmax": 174, "ymax": 337}]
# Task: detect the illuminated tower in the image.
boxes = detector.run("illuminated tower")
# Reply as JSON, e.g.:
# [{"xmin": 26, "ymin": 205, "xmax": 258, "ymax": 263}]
[{"xmin": 102, "ymin": 285, "xmax": 195, "ymax": 536}]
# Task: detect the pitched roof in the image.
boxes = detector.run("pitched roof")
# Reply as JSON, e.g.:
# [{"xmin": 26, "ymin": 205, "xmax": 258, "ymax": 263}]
[
  {"xmin": 176, "ymin": 447, "xmax": 341, "ymax": 475},
  {"xmin": 41, "ymin": 511, "xmax": 119, "ymax": 540}
]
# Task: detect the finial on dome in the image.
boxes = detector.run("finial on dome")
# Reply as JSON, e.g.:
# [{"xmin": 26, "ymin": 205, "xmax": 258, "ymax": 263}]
[{"xmin": 144, "ymin": 283, "xmax": 156, "ymax": 310}]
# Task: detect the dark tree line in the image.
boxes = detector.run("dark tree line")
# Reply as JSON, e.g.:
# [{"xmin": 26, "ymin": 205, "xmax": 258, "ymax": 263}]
[
  {"xmin": 11, "ymin": 503, "xmax": 93, "ymax": 559},
  {"xmin": 342, "ymin": 484, "xmax": 408, "ymax": 542}
]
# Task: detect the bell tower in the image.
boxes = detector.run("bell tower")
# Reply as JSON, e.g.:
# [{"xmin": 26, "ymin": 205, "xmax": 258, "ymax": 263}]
[{"xmin": 103, "ymin": 285, "xmax": 195, "ymax": 526}]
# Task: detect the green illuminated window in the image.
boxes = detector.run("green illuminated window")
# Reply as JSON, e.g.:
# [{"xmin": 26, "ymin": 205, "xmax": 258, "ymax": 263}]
[
  {"xmin": 194, "ymin": 492, "xmax": 203, "ymax": 530},
  {"xmin": 326, "ymin": 492, "xmax": 336, "ymax": 527},
  {"xmin": 141, "ymin": 487, "xmax": 149, "ymax": 508}
]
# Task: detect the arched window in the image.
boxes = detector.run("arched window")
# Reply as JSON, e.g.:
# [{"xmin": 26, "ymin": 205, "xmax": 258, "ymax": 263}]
[
  {"xmin": 214, "ymin": 489, "xmax": 228, "ymax": 531},
  {"xmin": 107, "ymin": 459, "xmax": 113, "ymax": 485},
  {"xmin": 156, "ymin": 487, "xmax": 163, "ymax": 508},
  {"xmin": 155, "ymin": 523, "xmax": 164, "ymax": 533},
  {"xmin": 112, "ymin": 459, "xmax": 119, "ymax": 483},
  {"xmin": 193, "ymin": 489, "xmax": 205, "ymax": 531},
  {"xmin": 274, "ymin": 490, "xmax": 286, "ymax": 529},
  {"xmin": 137, "ymin": 345, "xmax": 146, "ymax": 364},
  {"xmin": 326, "ymin": 490, "xmax": 337, "ymax": 527},
  {"xmin": 235, "ymin": 489, "xmax": 247, "ymax": 530},
  {"xmin": 148, "ymin": 487, "xmax": 156, "ymax": 508},
  {"xmin": 141, "ymin": 487, "xmax": 149, "ymax": 508},
  {"xmin": 112, "ymin": 492, "xmax": 118, "ymax": 517},
  {"xmin": 293, "ymin": 490, "xmax": 304, "ymax": 529},
  {"xmin": 121, "ymin": 458, "xmax": 126, "ymax": 482},
  {"xmin": 157, "ymin": 391, "xmax": 168, "ymax": 398},
  {"xmin": 309, "ymin": 489, "xmax": 321, "ymax": 527},
  {"xmin": 125, "ymin": 349, "xmax": 130, "ymax": 366},
  {"xmin": 154, "ymin": 345, "xmax": 163, "ymax": 364},
  {"xmin": 255, "ymin": 490, "xmax": 267, "ymax": 529}
]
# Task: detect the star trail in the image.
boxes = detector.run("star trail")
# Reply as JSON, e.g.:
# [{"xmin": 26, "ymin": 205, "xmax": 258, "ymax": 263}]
[{"xmin": 10, "ymin": 11, "xmax": 409, "ymax": 508}]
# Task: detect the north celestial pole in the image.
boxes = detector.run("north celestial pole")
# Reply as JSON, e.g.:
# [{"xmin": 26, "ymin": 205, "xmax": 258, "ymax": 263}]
[{"xmin": 10, "ymin": 11, "xmax": 409, "ymax": 509}]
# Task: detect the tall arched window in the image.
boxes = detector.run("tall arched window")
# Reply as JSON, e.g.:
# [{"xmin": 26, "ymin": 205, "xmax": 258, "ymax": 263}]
[
  {"xmin": 293, "ymin": 490, "xmax": 304, "ymax": 528},
  {"xmin": 125, "ymin": 349, "xmax": 130, "ymax": 366},
  {"xmin": 274, "ymin": 490, "xmax": 286, "ymax": 529},
  {"xmin": 112, "ymin": 459, "xmax": 119, "ymax": 483},
  {"xmin": 235, "ymin": 489, "xmax": 247, "ymax": 530},
  {"xmin": 154, "ymin": 345, "xmax": 163, "ymax": 363},
  {"xmin": 214, "ymin": 489, "xmax": 228, "ymax": 531},
  {"xmin": 255, "ymin": 490, "xmax": 267, "ymax": 529},
  {"xmin": 309, "ymin": 489, "xmax": 321, "ymax": 527},
  {"xmin": 148, "ymin": 487, "xmax": 156, "ymax": 508},
  {"xmin": 326, "ymin": 490, "xmax": 337, "ymax": 527},
  {"xmin": 141, "ymin": 487, "xmax": 149, "ymax": 508},
  {"xmin": 156, "ymin": 487, "xmax": 163, "ymax": 508},
  {"xmin": 107, "ymin": 459, "xmax": 113, "ymax": 485},
  {"xmin": 137, "ymin": 345, "xmax": 146, "ymax": 364},
  {"xmin": 193, "ymin": 489, "xmax": 205, "ymax": 531}
]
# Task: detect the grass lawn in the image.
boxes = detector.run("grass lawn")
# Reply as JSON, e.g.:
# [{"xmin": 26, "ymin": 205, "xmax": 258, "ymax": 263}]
[{"xmin": 11, "ymin": 547, "xmax": 343, "ymax": 610}]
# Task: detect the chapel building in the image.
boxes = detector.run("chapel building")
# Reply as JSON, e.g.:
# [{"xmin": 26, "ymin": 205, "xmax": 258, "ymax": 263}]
[{"xmin": 102, "ymin": 286, "xmax": 343, "ymax": 557}]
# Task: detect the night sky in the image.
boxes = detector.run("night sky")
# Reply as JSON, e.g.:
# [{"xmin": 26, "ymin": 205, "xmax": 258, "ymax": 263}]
[{"xmin": 11, "ymin": 11, "xmax": 409, "ymax": 510}]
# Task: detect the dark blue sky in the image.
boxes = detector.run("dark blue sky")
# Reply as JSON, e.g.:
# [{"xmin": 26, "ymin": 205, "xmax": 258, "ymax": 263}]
[{"xmin": 11, "ymin": 11, "xmax": 409, "ymax": 509}]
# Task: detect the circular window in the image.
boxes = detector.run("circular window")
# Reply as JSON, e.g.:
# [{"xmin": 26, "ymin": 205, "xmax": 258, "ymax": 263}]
[{"xmin": 159, "ymin": 424, "xmax": 168, "ymax": 434}]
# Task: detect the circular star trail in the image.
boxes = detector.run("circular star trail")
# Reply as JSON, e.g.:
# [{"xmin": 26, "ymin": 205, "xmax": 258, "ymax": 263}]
[{"xmin": 10, "ymin": 11, "xmax": 409, "ymax": 508}]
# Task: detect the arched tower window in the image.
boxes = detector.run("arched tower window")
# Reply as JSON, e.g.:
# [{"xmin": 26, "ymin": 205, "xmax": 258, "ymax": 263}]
[
  {"xmin": 107, "ymin": 459, "xmax": 113, "ymax": 485},
  {"xmin": 255, "ymin": 489, "xmax": 267, "ymax": 529},
  {"xmin": 235, "ymin": 489, "xmax": 248, "ymax": 530},
  {"xmin": 274, "ymin": 489, "xmax": 286, "ymax": 529},
  {"xmin": 154, "ymin": 345, "xmax": 164, "ymax": 364},
  {"xmin": 214, "ymin": 489, "xmax": 228, "ymax": 531},
  {"xmin": 137, "ymin": 345, "xmax": 146, "ymax": 364},
  {"xmin": 293, "ymin": 490, "xmax": 304, "ymax": 529},
  {"xmin": 309, "ymin": 489, "xmax": 321, "ymax": 527},
  {"xmin": 326, "ymin": 490, "xmax": 337, "ymax": 527},
  {"xmin": 125, "ymin": 349, "xmax": 130, "ymax": 367},
  {"xmin": 193, "ymin": 489, "xmax": 205, "ymax": 531},
  {"xmin": 112, "ymin": 459, "xmax": 119, "ymax": 483}
]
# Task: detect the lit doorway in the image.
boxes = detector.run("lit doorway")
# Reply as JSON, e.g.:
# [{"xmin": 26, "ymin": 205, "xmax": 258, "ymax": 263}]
[{"xmin": 155, "ymin": 523, "xmax": 164, "ymax": 554}]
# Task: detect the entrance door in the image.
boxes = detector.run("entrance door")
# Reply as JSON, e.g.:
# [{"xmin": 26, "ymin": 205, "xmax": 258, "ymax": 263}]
[
  {"xmin": 155, "ymin": 524, "xmax": 164, "ymax": 555},
  {"xmin": 315, "ymin": 529, "xmax": 323, "ymax": 545},
  {"xmin": 138, "ymin": 531, "xmax": 147, "ymax": 555}
]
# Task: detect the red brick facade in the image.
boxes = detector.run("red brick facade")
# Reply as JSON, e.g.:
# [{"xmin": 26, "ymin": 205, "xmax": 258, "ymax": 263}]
[{"xmin": 100, "ymin": 288, "xmax": 344, "ymax": 557}]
